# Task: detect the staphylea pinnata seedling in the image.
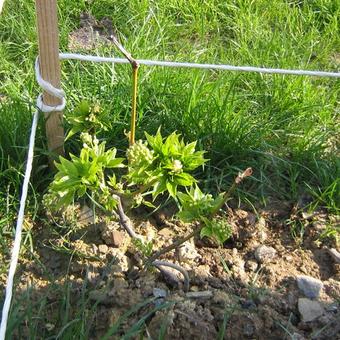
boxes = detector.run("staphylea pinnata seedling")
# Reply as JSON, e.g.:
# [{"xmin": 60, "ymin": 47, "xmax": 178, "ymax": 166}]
[{"xmin": 44, "ymin": 101, "xmax": 252, "ymax": 290}]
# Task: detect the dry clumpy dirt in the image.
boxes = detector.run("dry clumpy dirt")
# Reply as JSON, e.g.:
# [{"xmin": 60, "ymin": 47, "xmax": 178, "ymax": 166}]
[
  {"xmin": 1, "ymin": 198, "xmax": 339, "ymax": 339},
  {"xmin": 68, "ymin": 13, "xmax": 116, "ymax": 51}
]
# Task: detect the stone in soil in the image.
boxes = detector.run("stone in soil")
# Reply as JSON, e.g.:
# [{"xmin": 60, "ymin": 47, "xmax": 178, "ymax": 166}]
[
  {"xmin": 296, "ymin": 275, "xmax": 323, "ymax": 299},
  {"xmin": 100, "ymin": 221, "xmax": 128, "ymax": 248},
  {"xmin": 111, "ymin": 230, "xmax": 126, "ymax": 247},
  {"xmin": 177, "ymin": 240, "xmax": 201, "ymax": 263},
  {"xmin": 245, "ymin": 260, "xmax": 258, "ymax": 272},
  {"xmin": 107, "ymin": 248, "xmax": 130, "ymax": 272},
  {"xmin": 254, "ymin": 245, "xmax": 277, "ymax": 263},
  {"xmin": 98, "ymin": 244, "xmax": 109, "ymax": 254},
  {"xmin": 298, "ymin": 298, "xmax": 324, "ymax": 322},
  {"xmin": 78, "ymin": 204, "xmax": 95, "ymax": 225}
]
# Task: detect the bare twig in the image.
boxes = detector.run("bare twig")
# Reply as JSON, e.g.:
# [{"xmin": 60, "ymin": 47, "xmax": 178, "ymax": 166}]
[
  {"xmin": 153, "ymin": 260, "xmax": 190, "ymax": 292},
  {"xmin": 112, "ymin": 194, "xmax": 142, "ymax": 240},
  {"xmin": 326, "ymin": 248, "xmax": 340, "ymax": 264},
  {"xmin": 146, "ymin": 229, "xmax": 199, "ymax": 266},
  {"xmin": 145, "ymin": 168, "xmax": 253, "ymax": 265}
]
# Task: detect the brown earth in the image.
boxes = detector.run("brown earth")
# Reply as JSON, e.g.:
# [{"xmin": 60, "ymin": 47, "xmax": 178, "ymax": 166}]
[{"xmin": 1, "ymin": 199, "xmax": 339, "ymax": 339}]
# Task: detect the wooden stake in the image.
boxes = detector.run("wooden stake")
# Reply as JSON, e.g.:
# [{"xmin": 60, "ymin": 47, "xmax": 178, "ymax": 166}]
[{"xmin": 35, "ymin": 0, "xmax": 64, "ymax": 160}]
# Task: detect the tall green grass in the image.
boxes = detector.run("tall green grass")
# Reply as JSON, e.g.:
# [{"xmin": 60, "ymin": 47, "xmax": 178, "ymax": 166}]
[{"xmin": 1, "ymin": 0, "xmax": 339, "ymax": 202}]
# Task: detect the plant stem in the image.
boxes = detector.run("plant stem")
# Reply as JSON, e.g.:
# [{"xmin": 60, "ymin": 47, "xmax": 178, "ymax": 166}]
[
  {"xmin": 152, "ymin": 260, "xmax": 190, "ymax": 292},
  {"xmin": 112, "ymin": 194, "xmax": 142, "ymax": 240},
  {"xmin": 130, "ymin": 65, "xmax": 139, "ymax": 145},
  {"xmin": 130, "ymin": 177, "xmax": 159, "ymax": 197},
  {"xmin": 109, "ymin": 35, "xmax": 139, "ymax": 146}
]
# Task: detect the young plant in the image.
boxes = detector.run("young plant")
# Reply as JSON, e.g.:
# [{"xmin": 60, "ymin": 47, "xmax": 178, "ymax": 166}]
[
  {"xmin": 177, "ymin": 186, "xmax": 232, "ymax": 244},
  {"xmin": 45, "ymin": 102, "xmax": 252, "ymax": 281},
  {"xmin": 66, "ymin": 101, "xmax": 109, "ymax": 139},
  {"xmin": 45, "ymin": 133, "xmax": 124, "ymax": 211},
  {"xmin": 127, "ymin": 129, "xmax": 207, "ymax": 199}
]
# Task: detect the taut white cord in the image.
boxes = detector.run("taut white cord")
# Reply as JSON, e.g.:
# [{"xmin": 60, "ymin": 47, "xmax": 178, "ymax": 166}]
[
  {"xmin": 0, "ymin": 57, "xmax": 66, "ymax": 340},
  {"xmin": 0, "ymin": 110, "xmax": 39, "ymax": 340},
  {"xmin": 60, "ymin": 53, "xmax": 340, "ymax": 78}
]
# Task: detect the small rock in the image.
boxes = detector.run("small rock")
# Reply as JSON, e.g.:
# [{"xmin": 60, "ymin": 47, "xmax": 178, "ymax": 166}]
[
  {"xmin": 245, "ymin": 260, "xmax": 258, "ymax": 272},
  {"xmin": 232, "ymin": 258, "xmax": 248, "ymax": 283},
  {"xmin": 158, "ymin": 227, "xmax": 175, "ymax": 238},
  {"xmin": 177, "ymin": 241, "xmax": 201, "ymax": 263},
  {"xmin": 108, "ymin": 248, "xmax": 130, "ymax": 272},
  {"xmin": 298, "ymin": 298, "xmax": 324, "ymax": 322},
  {"xmin": 297, "ymin": 275, "xmax": 323, "ymax": 299},
  {"xmin": 111, "ymin": 230, "xmax": 126, "ymax": 247},
  {"xmin": 291, "ymin": 333, "xmax": 306, "ymax": 340},
  {"xmin": 246, "ymin": 212, "xmax": 257, "ymax": 226},
  {"xmin": 153, "ymin": 287, "xmax": 167, "ymax": 298},
  {"xmin": 101, "ymin": 221, "xmax": 126, "ymax": 247},
  {"xmin": 78, "ymin": 204, "xmax": 95, "ymax": 225},
  {"xmin": 98, "ymin": 244, "xmax": 109, "ymax": 254},
  {"xmin": 254, "ymin": 245, "xmax": 277, "ymax": 263}
]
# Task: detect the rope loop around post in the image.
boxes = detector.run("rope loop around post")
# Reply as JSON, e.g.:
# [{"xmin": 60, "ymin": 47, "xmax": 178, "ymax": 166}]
[{"xmin": 35, "ymin": 57, "xmax": 66, "ymax": 113}]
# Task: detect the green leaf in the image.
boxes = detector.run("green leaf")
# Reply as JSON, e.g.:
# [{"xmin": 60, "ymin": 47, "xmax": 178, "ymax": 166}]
[
  {"xmin": 107, "ymin": 157, "xmax": 125, "ymax": 168},
  {"xmin": 145, "ymin": 128, "xmax": 163, "ymax": 153},
  {"xmin": 142, "ymin": 200, "xmax": 156, "ymax": 208},
  {"xmin": 65, "ymin": 127, "xmax": 81, "ymax": 141},
  {"xmin": 173, "ymin": 173, "xmax": 196, "ymax": 186},
  {"xmin": 166, "ymin": 181, "xmax": 177, "ymax": 198},
  {"xmin": 152, "ymin": 176, "xmax": 167, "ymax": 199},
  {"xmin": 77, "ymin": 100, "xmax": 90, "ymax": 115},
  {"xmin": 200, "ymin": 226, "xmax": 213, "ymax": 239}
]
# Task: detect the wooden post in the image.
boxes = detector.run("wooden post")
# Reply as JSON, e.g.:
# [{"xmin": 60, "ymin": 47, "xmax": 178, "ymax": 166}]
[{"xmin": 35, "ymin": 0, "xmax": 64, "ymax": 160}]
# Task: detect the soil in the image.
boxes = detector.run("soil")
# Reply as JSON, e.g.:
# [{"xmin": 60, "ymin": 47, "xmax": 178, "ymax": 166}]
[{"xmin": 1, "ymin": 198, "xmax": 339, "ymax": 339}]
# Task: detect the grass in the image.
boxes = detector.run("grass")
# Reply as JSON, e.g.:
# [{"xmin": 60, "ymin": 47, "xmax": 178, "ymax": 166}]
[{"xmin": 0, "ymin": 0, "xmax": 339, "ymax": 337}]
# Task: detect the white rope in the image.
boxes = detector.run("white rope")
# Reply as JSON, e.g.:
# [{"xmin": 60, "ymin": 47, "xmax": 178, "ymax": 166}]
[
  {"xmin": 35, "ymin": 57, "xmax": 66, "ymax": 112},
  {"xmin": 0, "ymin": 57, "xmax": 66, "ymax": 340},
  {"xmin": 0, "ymin": 110, "xmax": 39, "ymax": 340},
  {"xmin": 60, "ymin": 52, "xmax": 340, "ymax": 78}
]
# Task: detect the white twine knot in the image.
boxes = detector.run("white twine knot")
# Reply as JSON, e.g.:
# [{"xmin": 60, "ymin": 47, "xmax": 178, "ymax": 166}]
[{"xmin": 34, "ymin": 57, "xmax": 66, "ymax": 112}]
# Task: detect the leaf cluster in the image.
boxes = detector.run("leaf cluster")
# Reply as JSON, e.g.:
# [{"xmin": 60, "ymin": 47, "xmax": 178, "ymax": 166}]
[
  {"xmin": 127, "ymin": 129, "xmax": 207, "ymax": 199},
  {"xmin": 177, "ymin": 186, "xmax": 231, "ymax": 244},
  {"xmin": 66, "ymin": 101, "xmax": 109, "ymax": 140},
  {"xmin": 47, "ymin": 134, "xmax": 124, "ymax": 210}
]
